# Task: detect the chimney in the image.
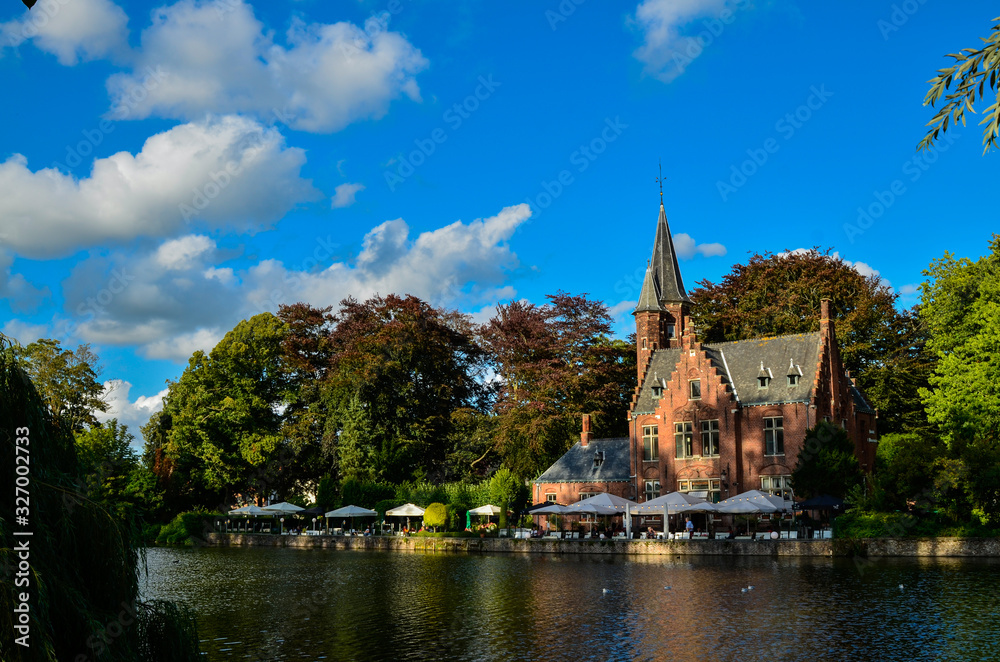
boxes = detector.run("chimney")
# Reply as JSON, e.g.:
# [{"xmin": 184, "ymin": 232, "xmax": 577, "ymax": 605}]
[
  {"xmin": 820, "ymin": 298, "xmax": 831, "ymax": 323},
  {"xmin": 581, "ymin": 414, "xmax": 592, "ymax": 447}
]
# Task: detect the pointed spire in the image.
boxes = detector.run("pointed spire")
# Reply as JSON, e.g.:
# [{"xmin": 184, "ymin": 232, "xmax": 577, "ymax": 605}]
[
  {"xmin": 634, "ymin": 262, "xmax": 664, "ymax": 313},
  {"xmin": 649, "ymin": 202, "xmax": 691, "ymax": 304}
]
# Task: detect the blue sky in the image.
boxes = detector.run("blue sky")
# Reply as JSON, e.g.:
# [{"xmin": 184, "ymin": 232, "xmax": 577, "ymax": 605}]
[{"xmin": 1, "ymin": 0, "xmax": 997, "ymax": 433}]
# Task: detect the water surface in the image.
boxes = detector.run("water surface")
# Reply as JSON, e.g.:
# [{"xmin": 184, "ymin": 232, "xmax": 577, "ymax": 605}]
[{"xmin": 140, "ymin": 546, "xmax": 1000, "ymax": 661}]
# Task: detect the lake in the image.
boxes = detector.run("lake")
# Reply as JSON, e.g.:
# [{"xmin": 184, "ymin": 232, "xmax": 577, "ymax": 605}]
[{"xmin": 140, "ymin": 545, "xmax": 1000, "ymax": 661}]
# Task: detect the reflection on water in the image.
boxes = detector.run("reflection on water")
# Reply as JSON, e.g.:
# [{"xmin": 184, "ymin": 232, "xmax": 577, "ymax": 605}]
[{"xmin": 140, "ymin": 546, "xmax": 1000, "ymax": 661}]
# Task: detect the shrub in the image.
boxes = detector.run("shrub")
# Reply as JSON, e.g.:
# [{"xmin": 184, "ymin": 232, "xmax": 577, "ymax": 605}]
[
  {"xmin": 155, "ymin": 510, "xmax": 220, "ymax": 545},
  {"xmin": 423, "ymin": 502, "xmax": 448, "ymax": 531}
]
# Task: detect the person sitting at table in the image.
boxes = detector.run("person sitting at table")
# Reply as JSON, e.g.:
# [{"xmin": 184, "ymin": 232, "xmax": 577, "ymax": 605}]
[{"xmin": 726, "ymin": 527, "xmax": 736, "ymax": 540}]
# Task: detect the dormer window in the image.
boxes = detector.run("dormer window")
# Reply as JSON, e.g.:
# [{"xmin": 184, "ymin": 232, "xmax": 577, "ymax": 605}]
[
  {"xmin": 593, "ymin": 450, "xmax": 605, "ymax": 468},
  {"xmin": 757, "ymin": 361, "xmax": 772, "ymax": 389},
  {"xmin": 689, "ymin": 379, "xmax": 701, "ymax": 400},
  {"xmin": 786, "ymin": 358, "xmax": 802, "ymax": 387}
]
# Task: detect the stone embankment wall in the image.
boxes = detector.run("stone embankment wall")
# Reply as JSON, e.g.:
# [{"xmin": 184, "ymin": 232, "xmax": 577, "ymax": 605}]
[{"xmin": 201, "ymin": 533, "xmax": 1000, "ymax": 557}]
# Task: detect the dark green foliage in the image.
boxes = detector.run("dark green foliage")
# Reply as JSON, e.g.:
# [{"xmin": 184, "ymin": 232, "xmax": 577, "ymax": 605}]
[
  {"xmin": 316, "ymin": 475, "xmax": 338, "ymax": 510},
  {"xmin": 488, "ymin": 466, "xmax": 528, "ymax": 529},
  {"xmin": 374, "ymin": 499, "xmax": 402, "ymax": 518},
  {"xmin": 142, "ymin": 313, "xmax": 290, "ymax": 512},
  {"xmin": 340, "ymin": 478, "xmax": 396, "ymax": 509},
  {"xmin": 875, "ymin": 432, "xmax": 947, "ymax": 510},
  {"xmin": 792, "ymin": 421, "xmax": 864, "ymax": 499},
  {"xmin": 0, "ymin": 334, "xmax": 200, "ymax": 661},
  {"xmin": 154, "ymin": 511, "xmax": 220, "ymax": 546},
  {"xmin": 12, "ymin": 339, "xmax": 107, "ymax": 434}
]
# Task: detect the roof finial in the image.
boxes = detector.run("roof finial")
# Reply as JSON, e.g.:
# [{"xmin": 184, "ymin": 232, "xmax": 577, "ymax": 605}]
[{"xmin": 656, "ymin": 159, "xmax": 665, "ymax": 200}]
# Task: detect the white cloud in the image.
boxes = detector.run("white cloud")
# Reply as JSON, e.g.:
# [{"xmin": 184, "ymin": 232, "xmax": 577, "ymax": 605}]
[
  {"xmin": 154, "ymin": 235, "xmax": 216, "ymax": 270},
  {"xmin": 0, "ymin": 115, "xmax": 317, "ymax": 258},
  {"xmin": 105, "ymin": 1, "xmax": 428, "ymax": 132},
  {"xmin": 631, "ymin": 0, "xmax": 731, "ymax": 82},
  {"xmin": 673, "ymin": 233, "xmax": 727, "ymax": 259},
  {"xmin": 608, "ymin": 299, "xmax": 638, "ymax": 317},
  {"xmin": 899, "ymin": 284, "xmax": 920, "ymax": 296},
  {"xmin": 0, "ymin": 0, "xmax": 129, "ymax": 65},
  {"xmin": 0, "ymin": 319, "xmax": 51, "ymax": 345},
  {"xmin": 245, "ymin": 204, "xmax": 531, "ymax": 313},
  {"xmin": 142, "ymin": 328, "xmax": 224, "ymax": 361},
  {"xmin": 331, "ymin": 182, "xmax": 365, "ymax": 208},
  {"xmin": 96, "ymin": 379, "xmax": 168, "ymax": 435},
  {"xmin": 58, "ymin": 205, "xmax": 531, "ymax": 363}
]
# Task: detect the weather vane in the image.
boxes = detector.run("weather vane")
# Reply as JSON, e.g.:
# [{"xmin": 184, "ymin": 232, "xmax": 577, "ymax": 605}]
[{"xmin": 655, "ymin": 160, "xmax": 666, "ymax": 198}]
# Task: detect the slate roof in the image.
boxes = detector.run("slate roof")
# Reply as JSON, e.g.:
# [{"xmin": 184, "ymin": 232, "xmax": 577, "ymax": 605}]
[
  {"xmin": 635, "ymin": 203, "xmax": 691, "ymax": 313},
  {"xmin": 850, "ymin": 383, "xmax": 875, "ymax": 414},
  {"xmin": 533, "ymin": 437, "xmax": 630, "ymax": 484},
  {"xmin": 633, "ymin": 332, "xmax": 823, "ymax": 413}
]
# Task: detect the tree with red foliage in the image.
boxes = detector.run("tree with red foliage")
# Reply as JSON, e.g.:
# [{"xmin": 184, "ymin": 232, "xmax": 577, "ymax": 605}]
[{"xmin": 482, "ymin": 292, "xmax": 635, "ymax": 477}]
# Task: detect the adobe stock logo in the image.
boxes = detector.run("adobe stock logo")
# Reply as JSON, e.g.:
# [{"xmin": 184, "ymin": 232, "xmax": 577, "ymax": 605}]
[{"xmin": 716, "ymin": 85, "xmax": 834, "ymax": 201}]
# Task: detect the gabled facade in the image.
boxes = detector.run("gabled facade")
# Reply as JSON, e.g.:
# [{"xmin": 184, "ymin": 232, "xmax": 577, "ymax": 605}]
[{"xmin": 534, "ymin": 196, "xmax": 878, "ymax": 505}]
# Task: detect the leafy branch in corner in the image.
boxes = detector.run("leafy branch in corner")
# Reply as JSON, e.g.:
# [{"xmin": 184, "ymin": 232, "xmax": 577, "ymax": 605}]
[{"xmin": 920, "ymin": 15, "xmax": 1000, "ymax": 154}]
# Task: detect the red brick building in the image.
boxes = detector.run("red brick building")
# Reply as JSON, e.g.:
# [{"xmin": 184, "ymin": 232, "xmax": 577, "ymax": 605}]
[{"xmin": 534, "ymin": 197, "xmax": 878, "ymax": 505}]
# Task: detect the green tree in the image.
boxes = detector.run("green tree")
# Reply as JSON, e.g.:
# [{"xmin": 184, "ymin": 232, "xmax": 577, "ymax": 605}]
[
  {"xmin": 142, "ymin": 313, "xmax": 289, "ymax": 511},
  {"xmin": 689, "ymin": 248, "xmax": 932, "ymax": 435},
  {"xmin": 0, "ymin": 334, "xmax": 201, "ymax": 661},
  {"xmin": 792, "ymin": 421, "xmax": 864, "ymax": 500},
  {"xmin": 920, "ymin": 14, "xmax": 1000, "ymax": 154},
  {"xmin": 918, "ymin": 235, "xmax": 1000, "ymax": 522},
  {"xmin": 875, "ymin": 432, "xmax": 948, "ymax": 511},
  {"xmin": 323, "ymin": 295, "xmax": 492, "ymax": 484},
  {"xmin": 73, "ymin": 419, "xmax": 145, "ymax": 519},
  {"xmin": 919, "ymin": 235, "xmax": 1000, "ymax": 447},
  {"xmin": 14, "ymin": 339, "xmax": 107, "ymax": 433},
  {"xmin": 488, "ymin": 466, "xmax": 528, "ymax": 529}
]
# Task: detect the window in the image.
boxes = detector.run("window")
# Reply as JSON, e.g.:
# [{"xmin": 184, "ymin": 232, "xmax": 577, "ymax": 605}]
[
  {"xmin": 674, "ymin": 422, "xmax": 694, "ymax": 458},
  {"xmin": 689, "ymin": 379, "xmax": 701, "ymax": 400},
  {"xmin": 667, "ymin": 324, "xmax": 676, "ymax": 338},
  {"xmin": 787, "ymin": 374, "xmax": 799, "ymax": 386},
  {"xmin": 644, "ymin": 480, "xmax": 660, "ymax": 502},
  {"xmin": 593, "ymin": 450, "xmax": 605, "ymax": 468},
  {"xmin": 701, "ymin": 420, "xmax": 720, "ymax": 457},
  {"xmin": 761, "ymin": 475, "xmax": 792, "ymax": 500},
  {"xmin": 764, "ymin": 417, "xmax": 784, "ymax": 456},
  {"xmin": 758, "ymin": 375, "xmax": 770, "ymax": 388},
  {"xmin": 545, "ymin": 493, "xmax": 557, "ymax": 503},
  {"xmin": 642, "ymin": 425, "xmax": 659, "ymax": 461},
  {"xmin": 642, "ymin": 337, "xmax": 647, "ymax": 349},
  {"xmin": 680, "ymin": 478, "xmax": 721, "ymax": 503},
  {"xmin": 578, "ymin": 492, "xmax": 599, "ymax": 501}
]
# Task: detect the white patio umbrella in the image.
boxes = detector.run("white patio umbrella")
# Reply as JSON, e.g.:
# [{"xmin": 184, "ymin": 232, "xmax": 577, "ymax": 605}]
[
  {"xmin": 567, "ymin": 493, "xmax": 637, "ymax": 537},
  {"xmin": 326, "ymin": 505, "xmax": 378, "ymax": 517},
  {"xmin": 530, "ymin": 503, "xmax": 572, "ymax": 535},
  {"xmin": 385, "ymin": 503, "xmax": 426, "ymax": 531},
  {"xmin": 228, "ymin": 504, "xmax": 268, "ymax": 533},
  {"xmin": 326, "ymin": 505, "xmax": 378, "ymax": 533},
  {"xmin": 262, "ymin": 501, "xmax": 305, "ymax": 515},
  {"xmin": 631, "ymin": 492, "xmax": 707, "ymax": 538},
  {"xmin": 229, "ymin": 505, "xmax": 268, "ymax": 515},
  {"xmin": 468, "ymin": 504, "xmax": 503, "ymax": 516}
]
